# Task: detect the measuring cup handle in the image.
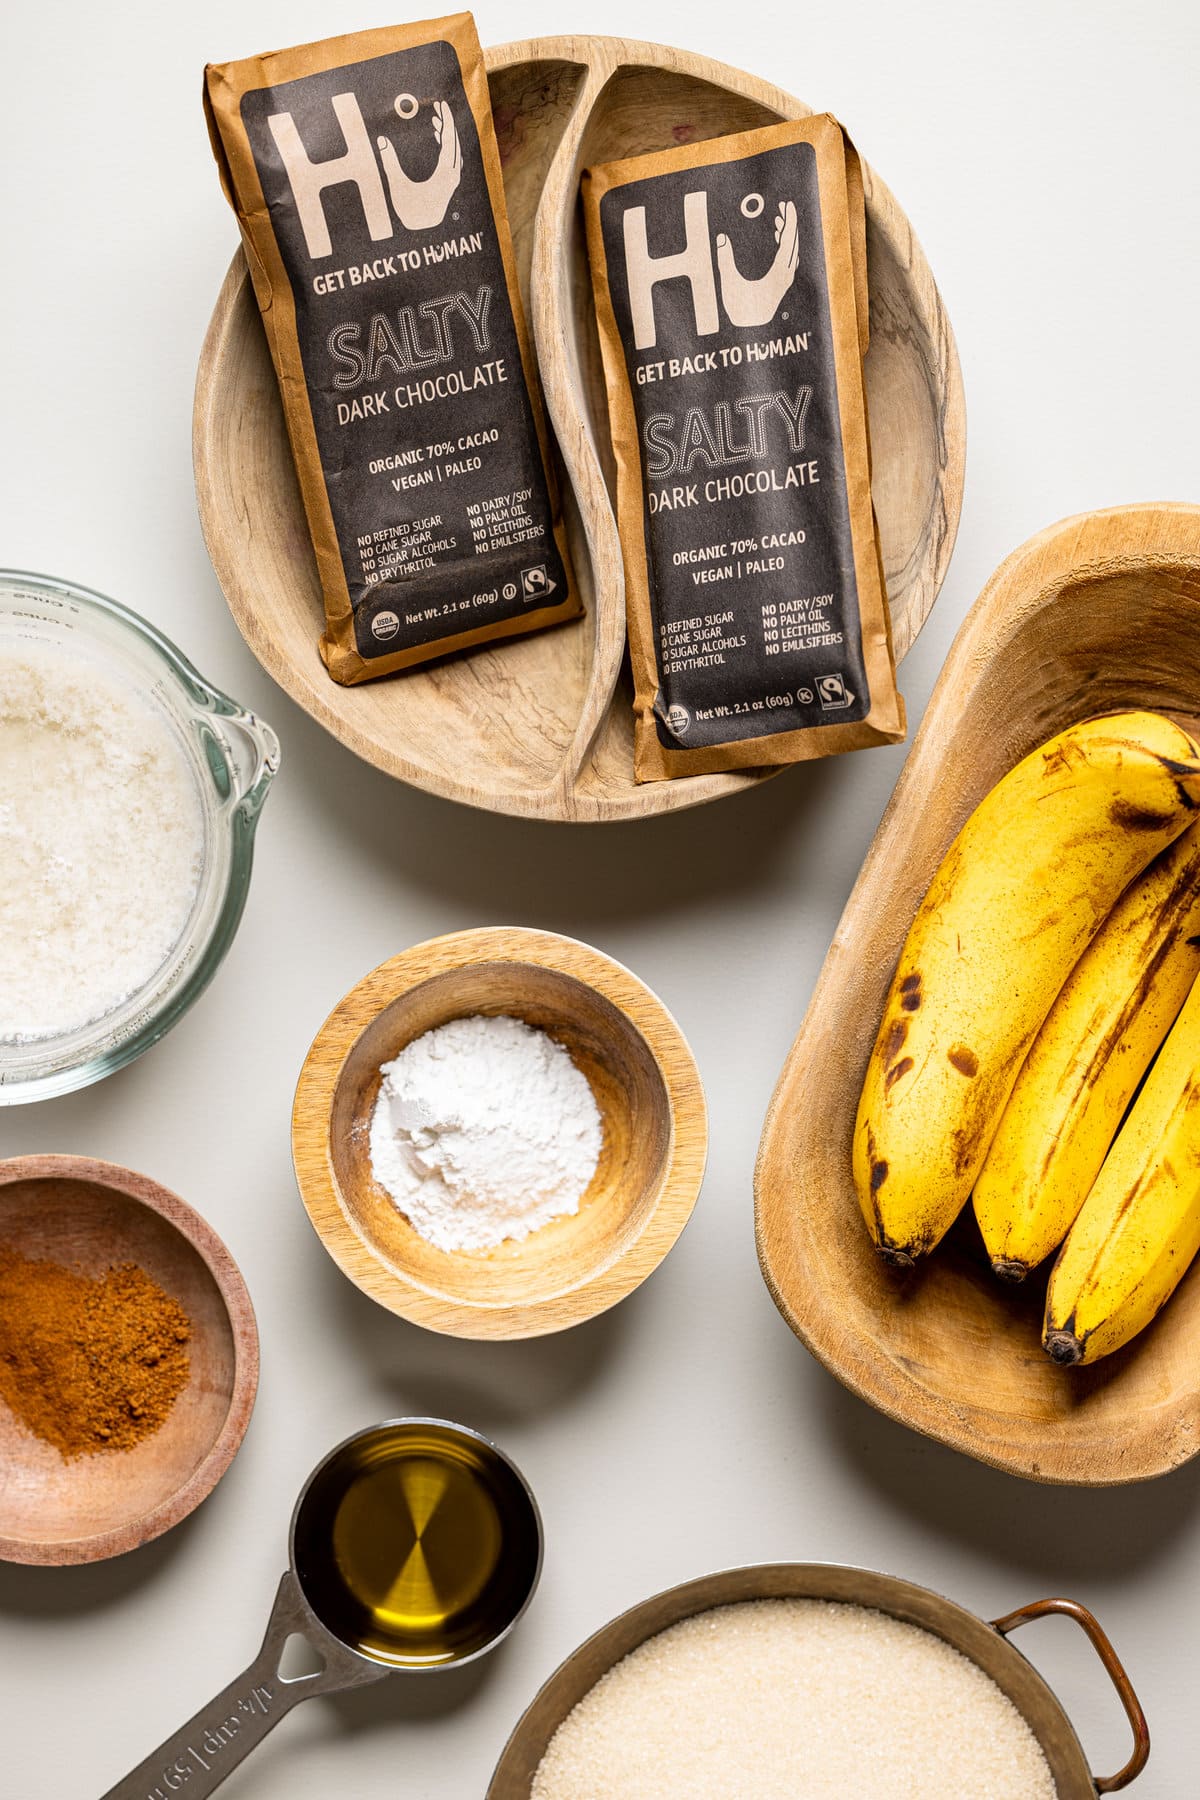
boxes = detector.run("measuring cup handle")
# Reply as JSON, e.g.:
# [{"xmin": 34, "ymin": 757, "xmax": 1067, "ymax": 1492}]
[
  {"xmin": 991, "ymin": 1596, "xmax": 1150, "ymax": 1792},
  {"xmin": 98, "ymin": 1571, "xmax": 387, "ymax": 1800}
]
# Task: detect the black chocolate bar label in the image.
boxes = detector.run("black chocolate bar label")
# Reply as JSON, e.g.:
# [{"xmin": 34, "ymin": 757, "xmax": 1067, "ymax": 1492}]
[
  {"xmin": 240, "ymin": 40, "xmax": 566, "ymax": 657},
  {"xmin": 598, "ymin": 141, "xmax": 870, "ymax": 746}
]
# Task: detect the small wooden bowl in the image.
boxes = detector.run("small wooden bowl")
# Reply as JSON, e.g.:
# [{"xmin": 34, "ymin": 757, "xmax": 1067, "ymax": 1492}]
[
  {"xmin": 194, "ymin": 34, "xmax": 964, "ymax": 821},
  {"xmin": 292, "ymin": 928, "xmax": 707, "ymax": 1339},
  {"xmin": 756, "ymin": 504, "xmax": 1200, "ymax": 1486},
  {"xmin": 0, "ymin": 1157, "xmax": 258, "ymax": 1564}
]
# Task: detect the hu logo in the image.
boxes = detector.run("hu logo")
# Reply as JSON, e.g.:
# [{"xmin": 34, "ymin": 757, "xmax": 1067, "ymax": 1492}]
[
  {"xmin": 268, "ymin": 92, "xmax": 463, "ymax": 259},
  {"xmin": 623, "ymin": 195, "xmax": 799, "ymax": 350}
]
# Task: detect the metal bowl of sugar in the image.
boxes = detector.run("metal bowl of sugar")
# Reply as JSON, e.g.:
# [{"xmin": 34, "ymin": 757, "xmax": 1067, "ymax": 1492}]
[
  {"xmin": 490, "ymin": 1563, "xmax": 1150, "ymax": 1798},
  {"xmin": 0, "ymin": 570, "xmax": 279, "ymax": 1103}
]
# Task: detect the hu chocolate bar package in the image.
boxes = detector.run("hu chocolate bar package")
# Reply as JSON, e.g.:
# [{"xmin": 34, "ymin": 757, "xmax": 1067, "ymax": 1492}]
[
  {"xmin": 205, "ymin": 14, "xmax": 580, "ymax": 682},
  {"xmin": 584, "ymin": 114, "xmax": 904, "ymax": 781}
]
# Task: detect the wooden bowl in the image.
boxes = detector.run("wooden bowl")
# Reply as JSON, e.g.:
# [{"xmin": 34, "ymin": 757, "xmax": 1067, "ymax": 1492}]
[
  {"xmin": 756, "ymin": 504, "xmax": 1200, "ymax": 1486},
  {"xmin": 488, "ymin": 1564, "xmax": 1149, "ymax": 1797},
  {"xmin": 292, "ymin": 927, "xmax": 707, "ymax": 1338},
  {"xmin": 0, "ymin": 1156, "xmax": 258, "ymax": 1564},
  {"xmin": 194, "ymin": 34, "xmax": 964, "ymax": 821}
]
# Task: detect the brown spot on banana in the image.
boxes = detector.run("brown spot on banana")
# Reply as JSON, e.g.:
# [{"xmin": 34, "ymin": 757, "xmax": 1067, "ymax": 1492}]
[
  {"xmin": 1154, "ymin": 752, "xmax": 1200, "ymax": 810},
  {"xmin": 1017, "ymin": 908, "xmax": 1064, "ymax": 942},
  {"xmin": 1109, "ymin": 799, "xmax": 1177, "ymax": 832},
  {"xmin": 879, "ymin": 1018, "xmax": 908, "ymax": 1066},
  {"xmin": 899, "ymin": 973, "xmax": 922, "ymax": 1012},
  {"xmin": 950, "ymin": 1126, "xmax": 978, "ymax": 1178},
  {"xmin": 947, "ymin": 1045, "xmax": 979, "ymax": 1077},
  {"xmin": 1041, "ymin": 741, "xmax": 1086, "ymax": 776},
  {"xmin": 862, "ymin": 1125, "xmax": 889, "ymax": 1248},
  {"xmin": 884, "ymin": 1056, "xmax": 914, "ymax": 1092}
]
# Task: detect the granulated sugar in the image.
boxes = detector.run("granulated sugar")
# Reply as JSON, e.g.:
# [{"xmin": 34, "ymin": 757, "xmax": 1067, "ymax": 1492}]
[
  {"xmin": 0, "ymin": 644, "xmax": 204, "ymax": 1041},
  {"xmin": 369, "ymin": 1014, "xmax": 603, "ymax": 1251},
  {"xmin": 531, "ymin": 1599, "xmax": 1057, "ymax": 1799}
]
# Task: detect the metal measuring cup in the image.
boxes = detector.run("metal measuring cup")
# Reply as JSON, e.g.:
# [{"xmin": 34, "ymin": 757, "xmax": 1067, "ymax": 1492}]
[{"xmin": 101, "ymin": 1417, "xmax": 543, "ymax": 1800}]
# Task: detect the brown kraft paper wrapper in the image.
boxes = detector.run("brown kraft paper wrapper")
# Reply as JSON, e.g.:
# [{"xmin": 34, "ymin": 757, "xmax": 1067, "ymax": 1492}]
[
  {"xmin": 583, "ymin": 115, "xmax": 904, "ymax": 780},
  {"xmin": 205, "ymin": 14, "xmax": 580, "ymax": 683}
]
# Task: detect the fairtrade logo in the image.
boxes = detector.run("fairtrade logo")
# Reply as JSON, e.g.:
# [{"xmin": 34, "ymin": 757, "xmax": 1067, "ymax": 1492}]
[
  {"xmin": 816, "ymin": 673, "xmax": 854, "ymax": 710},
  {"xmin": 622, "ymin": 192, "xmax": 800, "ymax": 350},
  {"xmin": 519, "ymin": 564, "xmax": 558, "ymax": 604},
  {"xmin": 268, "ymin": 91, "xmax": 464, "ymax": 259}
]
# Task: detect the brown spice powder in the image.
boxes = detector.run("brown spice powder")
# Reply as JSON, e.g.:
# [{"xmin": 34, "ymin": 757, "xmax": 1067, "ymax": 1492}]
[{"xmin": 0, "ymin": 1245, "xmax": 191, "ymax": 1458}]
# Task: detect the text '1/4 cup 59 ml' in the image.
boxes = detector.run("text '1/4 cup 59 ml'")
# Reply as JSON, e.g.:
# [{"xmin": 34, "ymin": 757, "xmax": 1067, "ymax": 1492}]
[
  {"xmin": 584, "ymin": 114, "xmax": 904, "ymax": 781},
  {"xmin": 204, "ymin": 14, "xmax": 580, "ymax": 683}
]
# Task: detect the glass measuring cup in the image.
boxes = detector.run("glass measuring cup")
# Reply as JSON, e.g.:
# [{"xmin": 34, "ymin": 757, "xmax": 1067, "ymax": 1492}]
[
  {"xmin": 0, "ymin": 570, "xmax": 279, "ymax": 1103},
  {"xmin": 101, "ymin": 1418, "xmax": 543, "ymax": 1799}
]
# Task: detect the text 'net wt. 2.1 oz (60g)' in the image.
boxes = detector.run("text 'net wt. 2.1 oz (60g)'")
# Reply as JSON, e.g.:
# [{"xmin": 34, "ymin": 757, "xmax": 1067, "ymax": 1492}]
[
  {"xmin": 204, "ymin": 13, "xmax": 580, "ymax": 683},
  {"xmin": 584, "ymin": 114, "xmax": 904, "ymax": 781}
]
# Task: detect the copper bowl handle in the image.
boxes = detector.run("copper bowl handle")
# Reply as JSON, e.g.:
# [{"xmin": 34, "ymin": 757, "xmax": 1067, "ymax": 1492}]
[{"xmin": 991, "ymin": 1597, "xmax": 1150, "ymax": 1793}]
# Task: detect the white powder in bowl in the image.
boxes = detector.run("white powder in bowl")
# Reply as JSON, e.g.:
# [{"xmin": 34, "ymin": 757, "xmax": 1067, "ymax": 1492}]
[
  {"xmin": 531, "ymin": 1599, "xmax": 1058, "ymax": 1799},
  {"xmin": 0, "ymin": 644, "xmax": 204, "ymax": 1041},
  {"xmin": 368, "ymin": 1014, "xmax": 603, "ymax": 1252}
]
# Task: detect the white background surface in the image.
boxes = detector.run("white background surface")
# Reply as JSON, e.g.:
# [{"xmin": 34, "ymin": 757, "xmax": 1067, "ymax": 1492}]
[{"xmin": 2, "ymin": 1, "xmax": 1198, "ymax": 1794}]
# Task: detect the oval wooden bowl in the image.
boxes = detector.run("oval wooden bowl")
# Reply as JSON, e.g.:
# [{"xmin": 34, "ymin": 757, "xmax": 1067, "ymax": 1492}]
[
  {"xmin": 292, "ymin": 927, "xmax": 707, "ymax": 1338},
  {"xmin": 756, "ymin": 504, "xmax": 1200, "ymax": 1486},
  {"xmin": 0, "ymin": 1156, "xmax": 258, "ymax": 1564},
  {"xmin": 194, "ymin": 34, "xmax": 964, "ymax": 821},
  {"xmin": 488, "ymin": 1563, "xmax": 1147, "ymax": 1797}
]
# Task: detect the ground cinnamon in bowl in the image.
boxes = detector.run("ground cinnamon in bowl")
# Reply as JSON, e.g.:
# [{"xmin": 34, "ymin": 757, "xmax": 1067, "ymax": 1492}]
[{"xmin": 0, "ymin": 1246, "xmax": 191, "ymax": 1458}]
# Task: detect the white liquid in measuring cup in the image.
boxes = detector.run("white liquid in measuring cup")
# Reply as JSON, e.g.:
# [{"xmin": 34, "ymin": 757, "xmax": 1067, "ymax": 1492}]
[{"xmin": 0, "ymin": 638, "xmax": 204, "ymax": 1041}]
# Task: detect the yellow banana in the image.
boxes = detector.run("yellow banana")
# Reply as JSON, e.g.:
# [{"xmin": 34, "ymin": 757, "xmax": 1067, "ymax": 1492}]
[
  {"xmin": 1044, "ymin": 970, "xmax": 1200, "ymax": 1365},
  {"xmin": 974, "ymin": 820, "xmax": 1200, "ymax": 1279},
  {"xmin": 854, "ymin": 711, "xmax": 1200, "ymax": 1266}
]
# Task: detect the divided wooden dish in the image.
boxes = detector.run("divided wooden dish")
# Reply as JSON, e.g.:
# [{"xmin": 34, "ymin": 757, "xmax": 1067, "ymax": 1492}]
[
  {"xmin": 194, "ymin": 34, "xmax": 965, "ymax": 820},
  {"xmin": 756, "ymin": 504, "xmax": 1200, "ymax": 1486},
  {"xmin": 0, "ymin": 1156, "xmax": 258, "ymax": 1564},
  {"xmin": 292, "ymin": 927, "xmax": 707, "ymax": 1338}
]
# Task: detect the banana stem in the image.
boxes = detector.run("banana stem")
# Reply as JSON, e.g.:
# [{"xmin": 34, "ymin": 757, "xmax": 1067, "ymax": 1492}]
[{"xmin": 1044, "ymin": 1328, "xmax": 1084, "ymax": 1365}]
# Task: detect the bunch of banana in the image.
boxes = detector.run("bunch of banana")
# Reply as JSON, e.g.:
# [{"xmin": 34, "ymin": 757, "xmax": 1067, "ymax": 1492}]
[
  {"xmin": 853, "ymin": 711, "xmax": 1200, "ymax": 1267},
  {"xmin": 974, "ymin": 820, "xmax": 1200, "ymax": 1280},
  {"xmin": 1044, "ymin": 971, "xmax": 1200, "ymax": 1364}
]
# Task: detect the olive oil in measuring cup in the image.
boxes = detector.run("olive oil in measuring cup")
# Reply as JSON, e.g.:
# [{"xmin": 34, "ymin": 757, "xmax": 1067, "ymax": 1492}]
[
  {"xmin": 101, "ymin": 1418, "xmax": 542, "ymax": 1800},
  {"xmin": 293, "ymin": 1418, "xmax": 541, "ymax": 1666}
]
